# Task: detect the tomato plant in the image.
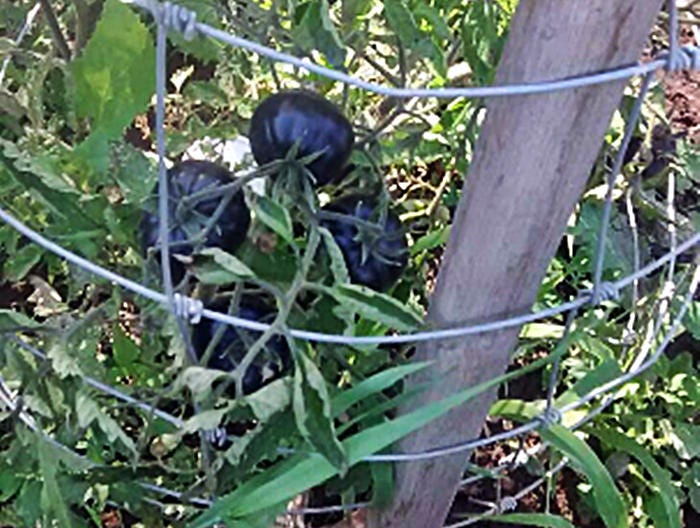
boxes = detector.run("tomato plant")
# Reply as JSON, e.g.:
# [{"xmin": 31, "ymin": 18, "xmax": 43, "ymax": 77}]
[
  {"xmin": 191, "ymin": 298, "xmax": 291, "ymax": 396},
  {"xmin": 248, "ymin": 89, "xmax": 354, "ymax": 186},
  {"xmin": 140, "ymin": 160, "xmax": 250, "ymax": 281},
  {"xmin": 320, "ymin": 194, "xmax": 408, "ymax": 292}
]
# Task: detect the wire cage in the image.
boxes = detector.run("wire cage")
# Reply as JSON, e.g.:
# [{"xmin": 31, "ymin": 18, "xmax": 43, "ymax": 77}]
[{"xmin": 0, "ymin": 0, "xmax": 698, "ymax": 525}]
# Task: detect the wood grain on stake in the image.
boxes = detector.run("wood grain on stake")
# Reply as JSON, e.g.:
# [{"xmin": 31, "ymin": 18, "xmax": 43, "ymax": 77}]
[{"xmin": 370, "ymin": 1, "xmax": 665, "ymax": 527}]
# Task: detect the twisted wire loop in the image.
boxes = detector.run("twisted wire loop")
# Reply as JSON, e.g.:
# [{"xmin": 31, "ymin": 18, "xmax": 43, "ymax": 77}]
[
  {"xmin": 660, "ymin": 46, "xmax": 700, "ymax": 72},
  {"xmin": 157, "ymin": 1, "xmax": 198, "ymax": 40},
  {"xmin": 498, "ymin": 496, "xmax": 518, "ymax": 513},
  {"xmin": 173, "ymin": 293, "xmax": 204, "ymax": 324},
  {"xmin": 132, "ymin": 0, "xmax": 199, "ymax": 40},
  {"xmin": 585, "ymin": 281, "xmax": 621, "ymax": 305},
  {"xmin": 536, "ymin": 407, "xmax": 563, "ymax": 428}
]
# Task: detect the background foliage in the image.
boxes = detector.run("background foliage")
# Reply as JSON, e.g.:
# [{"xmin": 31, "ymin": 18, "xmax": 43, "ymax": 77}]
[{"xmin": 0, "ymin": 0, "xmax": 698, "ymax": 527}]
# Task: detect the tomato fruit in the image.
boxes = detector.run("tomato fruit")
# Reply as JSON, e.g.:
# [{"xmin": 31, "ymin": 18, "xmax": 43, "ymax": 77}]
[
  {"xmin": 192, "ymin": 299, "xmax": 291, "ymax": 396},
  {"xmin": 248, "ymin": 89, "xmax": 354, "ymax": 186},
  {"xmin": 140, "ymin": 160, "xmax": 250, "ymax": 281},
  {"xmin": 321, "ymin": 194, "xmax": 408, "ymax": 292}
]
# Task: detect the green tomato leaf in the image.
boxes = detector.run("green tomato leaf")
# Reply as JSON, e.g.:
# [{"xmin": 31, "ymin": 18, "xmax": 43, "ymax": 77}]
[
  {"xmin": 71, "ymin": 0, "xmax": 155, "ymax": 172},
  {"xmin": 165, "ymin": 0, "xmax": 223, "ymax": 62},
  {"xmin": 182, "ymin": 408, "xmax": 230, "ymax": 435},
  {"xmin": 541, "ymin": 425, "xmax": 627, "ymax": 528},
  {"xmin": 246, "ymin": 378, "xmax": 292, "ymax": 422},
  {"xmin": 176, "ymin": 366, "xmax": 230, "ymax": 404},
  {"xmin": 413, "ymin": 4, "xmax": 451, "ymax": 41},
  {"xmin": 16, "ymin": 479, "xmax": 42, "ymax": 527},
  {"xmin": 251, "ymin": 196, "xmax": 294, "ymax": 244},
  {"xmin": 193, "ymin": 247, "xmax": 256, "ymax": 284},
  {"xmin": 47, "ymin": 342, "xmax": 84, "ymax": 378},
  {"xmin": 319, "ymin": 226, "xmax": 350, "ymax": 284},
  {"xmin": 37, "ymin": 437, "xmax": 72, "ymax": 528},
  {"xmin": 684, "ymin": 302, "xmax": 700, "ymax": 340},
  {"xmin": 0, "ymin": 309, "xmax": 41, "ymax": 333},
  {"xmin": 111, "ymin": 143, "xmax": 158, "ymax": 205},
  {"xmin": 76, "ymin": 390, "xmax": 136, "ymax": 453},
  {"xmin": 224, "ymin": 412, "xmax": 297, "ymax": 477},
  {"xmin": 681, "ymin": 462, "xmax": 700, "ymax": 513},
  {"xmin": 293, "ymin": 348, "xmax": 348, "ymax": 474}
]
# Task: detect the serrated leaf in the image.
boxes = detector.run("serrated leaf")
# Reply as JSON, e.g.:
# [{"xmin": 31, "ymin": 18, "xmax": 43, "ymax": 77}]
[
  {"xmin": 293, "ymin": 349, "xmax": 347, "ymax": 474},
  {"xmin": 176, "ymin": 366, "xmax": 229, "ymax": 403},
  {"xmin": 224, "ymin": 412, "xmax": 297, "ymax": 474},
  {"xmin": 319, "ymin": 226, "xmax": 350, "ymax": 284},
  {"xmin": 37, "ymin": 437, "xmax": 72, "ymax": 528},
  {"xmin": 684, "ymin": 302, "xmax": 700, "ymax": 340},
  {"xmin": 112, "ymin": 325, "xmax": 139, "ymax": 373},
  {"xmin": 111, "ymin": 144, "xmax": 158, "ymax": 204},
  {"xmin": 48, "ymin": 342, "xmax": 84, "ymax": 378},
  {"xmin": 251, "ymin": 196, "xmax": 294, "ymax": 244},
  {"xmin": 332, "ymin": 284, "xmax": 422, "ymax": 331},
  {"xmin": 483, "ymin": 513, "xmax": 576, "ymax": 528},
  {"xmin": 71, "ymin": 0, "xmax": 155, "ymax": 172},
  {"xmin": 194, "ymin": 247, "xmax": 255, "ymax": 284},
  {"xmin": 590, "ymin": 425, "xmax": 681, "ymax": 528},
  {"xmin": 76, "ymin": 390, "xmax": 136, "ymax": 453},
  {"xmin": 541, "ymin": 425, "xmax": 626, "ymax": 528},
  {"xmin": 246, "ymin": 378, "xmax": 292, "ymax": 422},
  {"xmin": 0, "ymin": 309, "xmax": 41, "ymax": 332},
  {"xmin": 0, "ymin": 139, "xmax": 102, "ymax": 231},
  {"xmin": 4, "ymin": 244, "xmax": 42, "ymax": 282},
  {"xmin": 182, "ymin": 408, "xmax": 229, "ymax": 434}
]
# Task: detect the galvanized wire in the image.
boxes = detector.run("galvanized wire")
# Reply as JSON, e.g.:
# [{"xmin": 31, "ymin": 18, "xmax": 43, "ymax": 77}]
[{"xmin": 0, "ymin": 0, "xmax": 698, "ymax": 520}]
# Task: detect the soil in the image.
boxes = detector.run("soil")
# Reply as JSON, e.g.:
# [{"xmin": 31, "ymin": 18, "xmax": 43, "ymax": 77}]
[{"xmin": 665, "ymin": 27, "xmax": 700, "ymax": 144}]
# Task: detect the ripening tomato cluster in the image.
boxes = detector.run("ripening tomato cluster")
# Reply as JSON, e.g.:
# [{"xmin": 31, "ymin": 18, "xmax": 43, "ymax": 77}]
[{"xmin": 140, "ymin": 89, "xmax": 408, "ymax": 395}]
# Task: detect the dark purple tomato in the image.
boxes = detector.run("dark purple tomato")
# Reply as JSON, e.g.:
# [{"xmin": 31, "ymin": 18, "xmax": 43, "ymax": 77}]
[
  {"xmin": 140, "ymin": 160, "xmax": 251, "ymax": 282},
  {"xmin": 248, "ymin": 89, "xmax": 354, "ymax": 186},
  {"xmin": 191, "ymin": 299, "xmax": 291, "ymax": 396},
  {"xmin": 320, "ymin": 195, "xmax": 408, "ymax": 292}
]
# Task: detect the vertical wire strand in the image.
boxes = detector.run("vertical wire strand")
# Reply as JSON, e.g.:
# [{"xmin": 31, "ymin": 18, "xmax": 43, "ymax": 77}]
[
  {"xmin": 154, "ymin": 15, "xmax": 198, "ymax": 362},
  {"xmin": 592, "ymin": 73, "xmax": 655, "ymax": 302}
]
